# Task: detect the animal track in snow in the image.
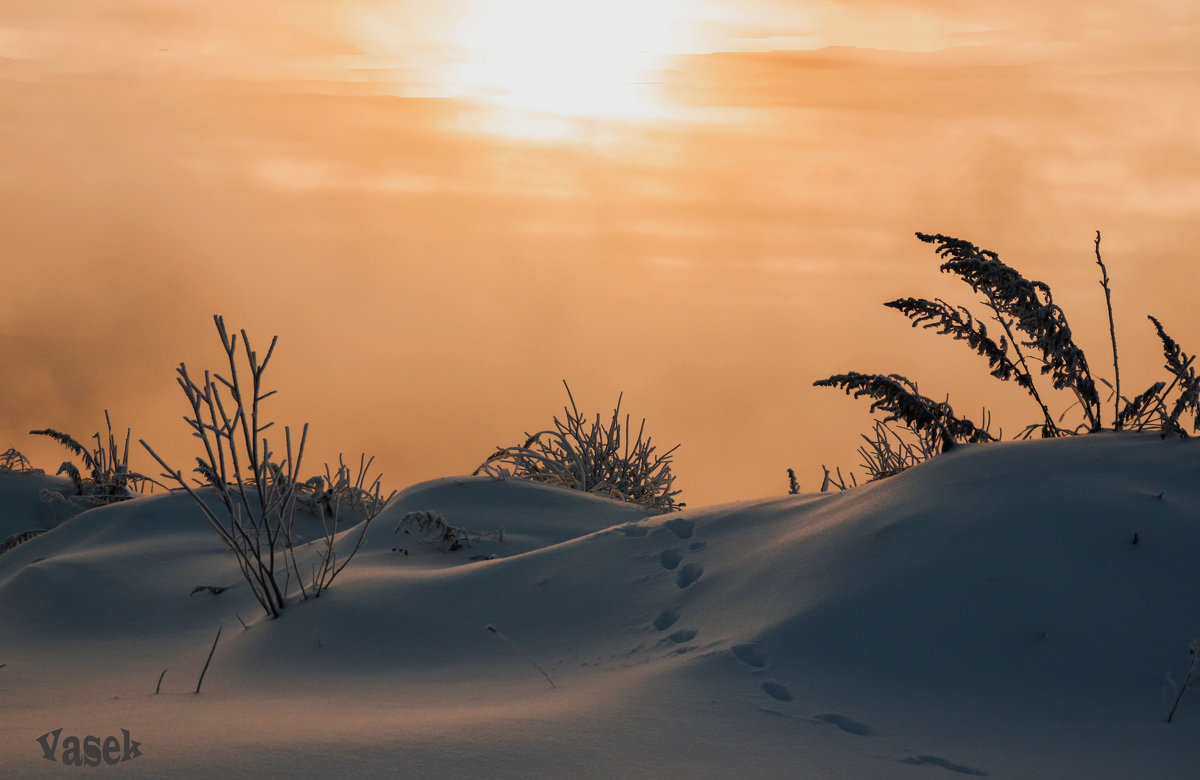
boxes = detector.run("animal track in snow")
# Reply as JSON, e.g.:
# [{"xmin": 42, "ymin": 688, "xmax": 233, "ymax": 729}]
[
  {"xmin": 675, "ymin": 563, "xmax": 703, "ymax": 588},
  {"xmin": 732, "ymin": 643, "xmax": 768, "ymax": 668},
  {"xmin": 663, "ymin": 518, "xmax": 694, "ymax": 539},
  {"xmin": 659, "ymin": 548, "xmax": 684, "ymax": 570},
  {"xmin": 653, "ymin": 607, "xmax": 680, "ymax": 631},
  {"xmin": 815, "ymin": 713, "xmax": 873, "ymax": 736},
  {"xmin": 900, "ymin": 754, "xmax": 989, "ymax": 776},
  {"xmin": 760, "ymin": 682, "xmax": 793, "ymax": 702},
  {"xmin": 667, "ymin": 629, "xmax": 697, "ymax": 643}
]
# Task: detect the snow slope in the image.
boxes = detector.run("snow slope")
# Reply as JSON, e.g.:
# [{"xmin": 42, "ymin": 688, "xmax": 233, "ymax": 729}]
[{"xmin": 2, "ymin": 433, "xmax": 1199, "ymax": 778}]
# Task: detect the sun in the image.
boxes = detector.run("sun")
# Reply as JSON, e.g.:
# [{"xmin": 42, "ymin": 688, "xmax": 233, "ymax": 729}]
[
  {"xmin": 445, "ymin": 0, "xmax": 679, "ymax": 120},
  {"xmin": 354, "ymin": 0, "xmax": 692, "ymax": 139}
]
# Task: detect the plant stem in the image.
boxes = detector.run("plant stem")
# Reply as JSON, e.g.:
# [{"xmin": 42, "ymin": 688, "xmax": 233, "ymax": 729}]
[{"xmin": 1095, "ymin": 230, "xmax": 1120, "ymax": 429}]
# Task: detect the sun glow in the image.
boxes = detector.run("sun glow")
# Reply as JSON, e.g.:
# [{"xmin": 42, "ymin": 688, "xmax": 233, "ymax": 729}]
[
  {"xmin": 356, "ymin": 0, "xmax": 694, "ymax": 139},
  {"xmin": 449, "ymin": 0, "xmax": 685, "ymax": 119}
]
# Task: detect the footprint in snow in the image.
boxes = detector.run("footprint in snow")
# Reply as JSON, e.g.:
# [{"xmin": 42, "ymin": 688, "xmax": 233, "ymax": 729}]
[
  {"xmin": 900, "ymin": 754, "xmax": 989, "ymax": 776},
  {"xmin": 659, "ymin": 548, "xmax": 684, "ymax": 570},
  {"xmin": 760, "ymin": 682, "xmax": 793, "ymax": 702},
  {"xmin": 731, "ymin": 643, "xmax": 768, "ymax": 668},
  {"xmin": 663, "ymin": 518, "xmax": 694, "ymax": 539},
  {"xmin": 675, "ymin": 563, "xmax": 703, "ymax": 588},
  {"xmin": 620, "ymin": 523, "xmax": 649, "ymax": 537},
  {"xmin": 667, "ymin": 629, "xmax": 697, "ymax": 643},
  {"xmin": 653, "ymin": 607, "xmax": 680, "ymax": 631},
  {"xmin": 814, "ymin": 713, "xmax": 873, "ymax": 737}
]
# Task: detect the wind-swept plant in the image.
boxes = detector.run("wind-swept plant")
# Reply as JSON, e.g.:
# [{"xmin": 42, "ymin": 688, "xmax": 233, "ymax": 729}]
[
  {"xmin": 813, "ymin": 231, "xmax": 1200, "ymax": 490},
  {"xmin": 889, "ymin": 233, "xmax": 1102, "ymax": 435},
  {"xmin": 813, "ymin": 373, "xmax": 995, "ymax": 454},
  {"xmin": 0, "ymin": 448, "xmax": 37, "ymax": 473}
]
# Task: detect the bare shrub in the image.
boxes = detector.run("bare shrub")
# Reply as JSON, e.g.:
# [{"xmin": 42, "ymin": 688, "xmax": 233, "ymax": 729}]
[{"xmin": 142, "ymin": 316, "xmax": 391, "ymax": 619}]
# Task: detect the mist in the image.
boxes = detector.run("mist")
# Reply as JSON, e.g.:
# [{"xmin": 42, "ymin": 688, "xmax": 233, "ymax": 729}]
[{"xmin": 3, "ymin": 1, "xmax": 1198, "ymax": 506}]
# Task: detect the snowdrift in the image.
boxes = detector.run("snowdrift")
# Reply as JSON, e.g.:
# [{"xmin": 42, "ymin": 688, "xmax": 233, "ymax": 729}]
[{"xmin": 2, "ymin": 433, "xmax": 1199, "ymax": 777}]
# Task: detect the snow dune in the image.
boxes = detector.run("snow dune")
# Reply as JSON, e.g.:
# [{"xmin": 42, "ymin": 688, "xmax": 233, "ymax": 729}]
[{"xmin": 2, "ymin": 432, "xmax": 1199, "ymax": 777}]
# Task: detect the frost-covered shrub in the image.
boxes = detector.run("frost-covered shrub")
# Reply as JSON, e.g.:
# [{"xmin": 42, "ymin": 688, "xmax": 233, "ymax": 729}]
[
  {"xmin": 476, "ymin": 381, "xmax": 683, "ymax": 512},
  {"xmin": 29, "ymin": 411, "xmax": 156, "ymax": 504},
  {"xmin": 142, "ymin": 316, "xmax": 392, "ymax": 619},
  {"xmin": 393, "ymin": 510, "xmax": 503, "ymax": 554},
  {"xmin": 0, "ymin": 447, "xmax": 38, "ymax": 473}
]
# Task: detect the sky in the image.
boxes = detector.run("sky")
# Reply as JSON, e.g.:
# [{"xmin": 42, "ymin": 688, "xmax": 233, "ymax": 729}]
[{"xmin": 2, "ymin": 0, "xmax": 1199, "ymax": 506}]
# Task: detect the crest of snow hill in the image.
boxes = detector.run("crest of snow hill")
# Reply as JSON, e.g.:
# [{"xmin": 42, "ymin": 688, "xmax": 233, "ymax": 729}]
[{"xmin": 2, "ymin": 234, "xmax": 1200, "ymax": 777}]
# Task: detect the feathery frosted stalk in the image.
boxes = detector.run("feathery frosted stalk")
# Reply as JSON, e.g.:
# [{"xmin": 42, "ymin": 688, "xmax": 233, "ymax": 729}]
[
  {"xmin": 813, "ymin": 372, "xmax": 995, "ymax": 454},
  {"xmin": 917, "ymin": 232, "xmax": 1100, "ymax": 433}
]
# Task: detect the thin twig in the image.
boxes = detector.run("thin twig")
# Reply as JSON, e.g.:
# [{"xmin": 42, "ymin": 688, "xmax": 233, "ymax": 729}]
[
  {"xmin": 486, "ymin": 624, "xmax": 556, "ymax": 689},
  {"xmin": 195, "ymin": 626, "xmax": 222, "ymax": 694},
  {"xmin": 1095, "ymin": 230, "xmax": 1120, "ymax": 429}
]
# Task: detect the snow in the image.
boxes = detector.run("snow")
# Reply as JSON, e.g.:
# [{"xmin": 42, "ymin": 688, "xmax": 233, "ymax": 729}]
[{"xmin": 2, "ymin": 433, "xmax": 1200, "ymax": 777}]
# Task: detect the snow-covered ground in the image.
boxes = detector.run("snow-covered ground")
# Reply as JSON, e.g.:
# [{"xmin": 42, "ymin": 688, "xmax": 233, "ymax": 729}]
[{"xmin": 2, "ymin": 432, "xmax": 1199, "ymax": 778}]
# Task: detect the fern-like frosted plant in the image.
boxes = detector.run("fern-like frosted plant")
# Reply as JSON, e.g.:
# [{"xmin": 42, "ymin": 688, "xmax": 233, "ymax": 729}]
[
  {"xmin": 911, "ymin": 232, "xmax": 1103, "ymax": 433},
  {"xmin": 1134, "ymin": 316, "xmax": 1200, "ymax": 437},
  {"xmin": 29, "ymin": 411, "xmax": 155, "ymax": 502},
  {"xmin": 813, "ymin": 373, "xmax": 995, "ymax": 454},
  {"xmin": 0, "ymin": 448, "xmax": 38, "ymax": 473},
  {"xmin": 476, "ymin": 381, "xmax": 683, "ymax": 512}
]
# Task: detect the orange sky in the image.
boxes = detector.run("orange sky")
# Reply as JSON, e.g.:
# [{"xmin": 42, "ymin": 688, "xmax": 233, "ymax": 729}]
[{"xmin": 2, "ymin": 1, "xmax": 1199, "ymax": 506}]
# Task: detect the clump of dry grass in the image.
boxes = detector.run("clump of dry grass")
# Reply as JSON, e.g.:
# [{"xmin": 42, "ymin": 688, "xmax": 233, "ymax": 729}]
[
  {"xmin": 476, "ymin": 381, "xmax": 683, "ymax": 513},
  {"xmin": 30, "ymin": 411, "xmax": 157, "ymax": 503},
  {"xmin": 812, "ymin": 231, "xmax": 1198, "ymax": 489}
]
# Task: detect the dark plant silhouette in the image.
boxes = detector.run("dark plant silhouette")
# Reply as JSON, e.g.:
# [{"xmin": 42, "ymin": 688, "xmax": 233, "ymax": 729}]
[
  {"xmin": 142, "ymin": 316, "xmax": 390, "ymax": 619},
  {"xmin": 476, "ymin": 381, "xmax": 683, "ymax": 512},
  {"xmin": 30, "ymin": 411, "xmax": 156, "ymax": 502},
  {"xmin": 813, "ymin": 231, "xmax": 1199, "ymax": 489}
]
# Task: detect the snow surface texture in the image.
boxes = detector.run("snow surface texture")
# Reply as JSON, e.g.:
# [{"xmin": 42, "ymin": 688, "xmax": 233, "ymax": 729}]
[{"xmin": 2, "ymin": 433, "xmax": 1199, "ymax": 778}]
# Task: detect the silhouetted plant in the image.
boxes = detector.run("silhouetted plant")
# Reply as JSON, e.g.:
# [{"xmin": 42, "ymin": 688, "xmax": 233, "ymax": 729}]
[
  {"xmin": 142, "ymin": 315, "xmax": 390, "ymax": 619},
  {"xmin": 476, "ymin": 381, "xmax": 683, "ymax": 512},
  {"xmin": 856, "ymin": 419, "xmax": 946, "ymax": 481},
  {"xmin": 30, "ymin": 411, "xmax": 156, "ymax": 503},
  {"xmin": 818, "ymin": 232, "xmax": 1200, "ymax": 474},
  {"xmin": 813, "ymin": 373, "xmax": 995, "ymax": 454},
  {"xmin": 0, "ymin": 447, "xmax": 38, "ymax": 473},
  {"xmin": 883, "ymin": 233, "xmax": 1102, "ymax": 434}
]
